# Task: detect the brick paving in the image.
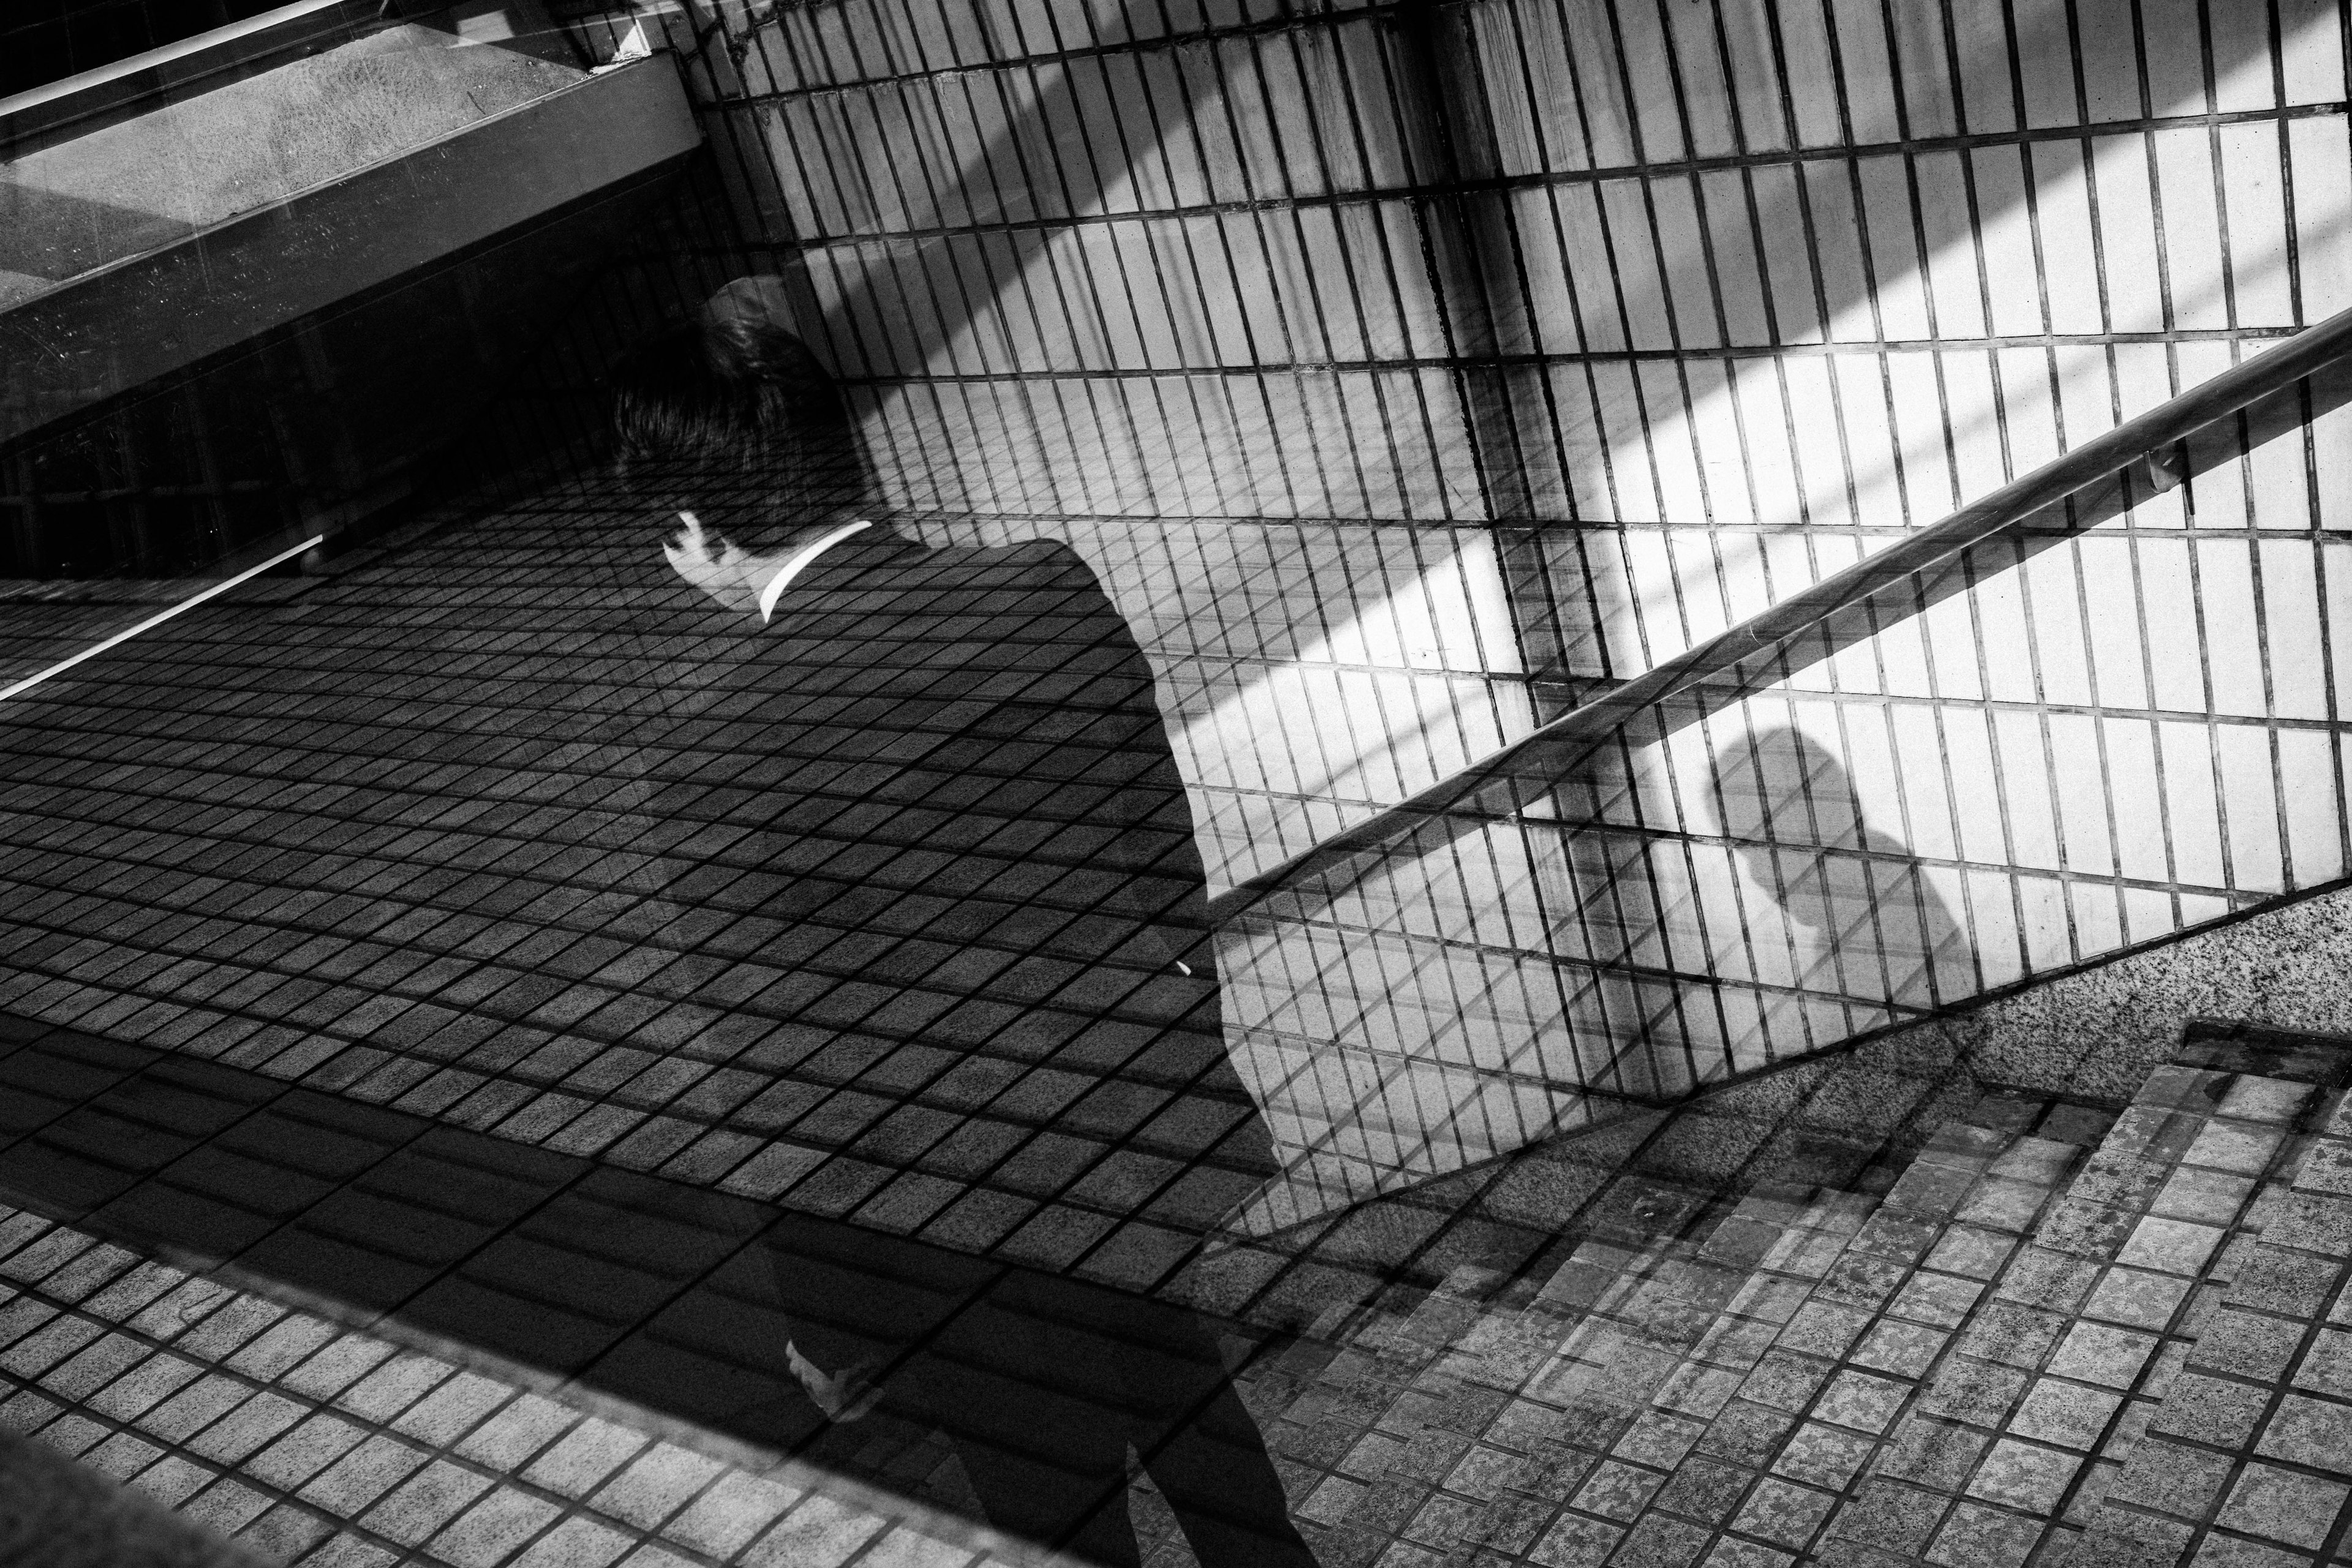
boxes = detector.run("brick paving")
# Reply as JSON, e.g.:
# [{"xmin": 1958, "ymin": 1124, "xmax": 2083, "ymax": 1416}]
[
  {"xmin": 15, "ymin": 1011, "xmax": 2352, "ymax": 1568},
  {"xmin": 0, "ymin": 1007, "xmax": 1314, "ymax": 1564},
  {"xmin": 1191, "ymin": 1096, "xmax": 2095, "ymax": 1568},
  {"xmin": 0, "ymin": 1201, "xmax": 1059, "ymax": 1568},
  {"xmin": 1581, "ymin": 1111, "xmax": 2094, "ymax": 1568},
  {"xmin": 0, "ymin": 485, "xmax": 1275, "ymax": 1302},
  {"xmin": 1203, "ymin": 1036, "xmax": 2352, "ymax": 1568},
  {"xmin": 2077, "ymin": 1053, "xmax": 2352, "ymax": 1566},
  {"xmin": 1807, "ymin": 1043, "xmax": 2331, "ymax": 1567}
]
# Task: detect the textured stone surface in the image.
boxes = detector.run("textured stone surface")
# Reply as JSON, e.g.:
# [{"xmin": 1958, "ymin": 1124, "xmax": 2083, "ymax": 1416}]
[
  {"xmin": 0, "ymin": 1419, "xmax": 268, "ymax": 1566},
  {"xmin": 2081, "ymin": 1088, "xmax": 2352, "ymax": 1565},
  {"xmin": 0, "ymin": 26, "xmax": 581, "ymax": 300},
  {"xmin": 0, "ymin": 1204, "xmax": 1057, "ymax": 1568},
  {"xmin": 1891, "ymin": 890, "xmax": 2352, "ymax": 1105}
]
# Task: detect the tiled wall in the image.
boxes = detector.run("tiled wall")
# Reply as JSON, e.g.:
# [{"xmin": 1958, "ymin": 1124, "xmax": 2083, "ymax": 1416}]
[{"xmin": 515, "ymin": 0, "xmax": 2352, "ymax": 1217}]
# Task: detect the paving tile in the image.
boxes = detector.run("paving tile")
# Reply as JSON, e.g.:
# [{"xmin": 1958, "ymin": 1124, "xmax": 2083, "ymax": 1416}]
[
  {"xmin": 298, "ymin": 1434, "xmax": 431, "ymax": 1514},
  {"xmin": 519, "ymin": 1416, "xmax": 649, "ymax": 1496},
  {"xmin": 1926, "ymin": 1501, "xmax": 2041, "ymax": 1568},
  {"xmin": 424, "ymin": 1487, "xmax": 565, "ymax": 1568},
  {"xmin": 741, "ymin": 1494, "xmax": 891, "ymax": 1568},
  {"xmin": 1966, "ymin": 1437, "xmax": 2082, "ymax": 1513},
  {"xmin": 1529, "ymin": 1513, "xmax": 1624, "ymax": 1567},
  {"xmin": 2048, "ymin": 1324, "xmax": 2161, "ymax": 1389},
  {"xmin": 1728, "ymin": 1477, "xmax": 1833, "ymax": 1549},
  {"xmin": 508, "ymin": 1515, "xmax": 636, "ymax": 1568},
  {"xmin": 2254, "ymin": 1395, "xmax": 2352, "ymax": 1468},
  {"xmin": 2213, "ymin": 1463, "xmax": 2346, "ymax": 1550}
]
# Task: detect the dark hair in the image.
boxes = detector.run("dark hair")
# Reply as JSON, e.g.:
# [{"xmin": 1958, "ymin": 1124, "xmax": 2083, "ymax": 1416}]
[{"xmin": 609, "ymin": 315, "xmax": 870, "ymax": 544}]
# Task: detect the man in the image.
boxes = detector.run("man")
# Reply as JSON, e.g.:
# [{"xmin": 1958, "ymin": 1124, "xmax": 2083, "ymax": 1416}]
[{"xmin": 608, "ymin": 278, "xmax": 1316, "ymax": 1567}]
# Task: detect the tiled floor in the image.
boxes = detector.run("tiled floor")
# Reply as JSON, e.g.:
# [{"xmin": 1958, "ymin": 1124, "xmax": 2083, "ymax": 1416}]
[
  {"xmin": 1229, "ymin": 1098, "xmax": 2103, "ymax": 1568},
  {"xmin": 0, "ymin": 1039, "xmax": 2020, "ymax": 1568},
  {"xmin": 0, "ymin": 1201, "xmax": 1057, "ymax": 1568},
  {"xmin": 2080, "ymin": 1065, "xmax": 2352, "ymax": 1566},
  {"xmin": 0, "ymin": 492, "xmax": 1282, "ymax": 1304},
  {"xmin": 0, "ymin": 1009, "xmax": 1317, "ymax": 1566},
  {"xmin": 15, "ymin": 1005, "xmax": 2352, "ymax": 1568},
  {"xmin": 8, "ymin": 488, "xmax": 2352, "ymax": 1568}
]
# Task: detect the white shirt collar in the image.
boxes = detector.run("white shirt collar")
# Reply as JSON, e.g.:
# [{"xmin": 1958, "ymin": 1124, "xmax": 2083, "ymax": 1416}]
[{"xmin": 758, "ymin": 519, "xmax": 874, "ymax": 623}]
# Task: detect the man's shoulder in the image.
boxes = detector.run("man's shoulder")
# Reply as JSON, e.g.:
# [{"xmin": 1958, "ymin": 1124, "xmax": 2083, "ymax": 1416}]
[{"xmin": 888, "ymin": 535, "xmax": 1102, "ymax": 594}]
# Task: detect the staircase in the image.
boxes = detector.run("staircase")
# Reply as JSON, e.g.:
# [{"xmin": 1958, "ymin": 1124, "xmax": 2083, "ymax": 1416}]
[{"xmin": 1202, "ymin": 1026, "xmax": 2352, "ymax": 1568}]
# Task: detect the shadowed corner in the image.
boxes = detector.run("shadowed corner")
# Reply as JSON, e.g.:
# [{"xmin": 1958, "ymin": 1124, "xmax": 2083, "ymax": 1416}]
[{"xmin": 0, "ymin": 1423, "xmax": 272, "ymax": 1567}]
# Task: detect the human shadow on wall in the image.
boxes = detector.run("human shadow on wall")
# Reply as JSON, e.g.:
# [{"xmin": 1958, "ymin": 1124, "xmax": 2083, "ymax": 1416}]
[{"xmin": 1709, "ymin": 725, "xmax": 1972, "ymax": 1016}]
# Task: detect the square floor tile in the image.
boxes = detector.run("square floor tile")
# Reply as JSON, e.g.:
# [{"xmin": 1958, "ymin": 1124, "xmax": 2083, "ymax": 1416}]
[
  {"xmin": 1531, "ymin": 1513, "xmax": 1624, "ymax": 1568},
  {"xmin": 1964, "ymin": 1438, "xmax": 2081, "ymax": 1514},
  {"xmin": 2010, "ymin": 1381, "xmax": 2122, "ymax": 1450},
  {"xmin": 2117, "ymin": 1218, "xmax": 2227, "ymax": 1277},
  {"xmin": 1571, "ymin": 1461, "xmax": 1664, "ymax": 1523},
  {"xmin": 2214, "ymin": 1463, "xmax": 2346, "ymax": 1550},
  {"xmin": 1812, "ymin": 1371, "xmax": 1909, "ymax": 1434},
  {"xmin": 1771, "ymin": 1424, "xmax": 1874, "ymax": 1491},
  {"xmin": 1927, "ymin": 1501, "xmax": 2041, "ymax": 1568},
  {"xmin": 2256, "ymin": 1395, "xmax": 2352, "ymax": 1469},
  {"xmin": 2047, "ymin": 1324, "xmax": 2158, "ymax": 1389},
  {"xmin": 2294, "ymin": 1330, "xmax": 2352, "ymax": 1401},
  {"xmin": 1730, "ymin": 1477, "xmax": 1834, "ymax": 1550},
  {"xmin": 2084, "ymin": 1268, "xmax": 2193, "ymax": 1331}
]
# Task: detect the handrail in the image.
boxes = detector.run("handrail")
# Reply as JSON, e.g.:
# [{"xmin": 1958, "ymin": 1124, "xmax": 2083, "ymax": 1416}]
[{"xmin": 1204, "ymin": 303, "xmax": 2352, "ymax": 928}]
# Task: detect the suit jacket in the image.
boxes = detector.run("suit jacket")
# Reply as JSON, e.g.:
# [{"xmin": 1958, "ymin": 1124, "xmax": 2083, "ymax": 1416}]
[{"xmin": 652, "ymin": 527, "xmax": 1277, "ymax": 1300}]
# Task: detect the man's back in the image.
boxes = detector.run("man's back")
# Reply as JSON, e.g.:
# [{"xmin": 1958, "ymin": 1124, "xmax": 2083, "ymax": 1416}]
[{"xmin": 653, "ymin": 530, "xmax": 1278, "ymax": 1272}]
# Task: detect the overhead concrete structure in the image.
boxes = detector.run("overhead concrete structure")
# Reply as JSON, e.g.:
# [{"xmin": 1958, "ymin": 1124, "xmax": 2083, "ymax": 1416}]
[{"xmin": 0, "ymin": 12, "xmax": 698, "ymax": 575}]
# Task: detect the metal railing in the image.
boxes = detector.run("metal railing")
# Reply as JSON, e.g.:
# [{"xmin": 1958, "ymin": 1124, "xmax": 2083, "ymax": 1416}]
[{"xmin": 1206, "ymin": 303, "xmax": 2352, "ymax": 930}]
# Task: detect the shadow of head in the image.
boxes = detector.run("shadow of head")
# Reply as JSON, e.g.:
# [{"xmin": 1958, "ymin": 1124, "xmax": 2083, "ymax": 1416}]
[
  {"xmin": 1709, "ymin": 723, "xmax": 1918, "ymax": 942},
  {"xmin": 608, "ymin": 276, "xmax": 878, "ymax": 548},
  {"xmin": 1711, "ymin": 726, "xmax": 1867, "ymax": 856},
  {"xmin": 1708, "ymin": 724, "xmax": 1972, "ymax": 1006}
]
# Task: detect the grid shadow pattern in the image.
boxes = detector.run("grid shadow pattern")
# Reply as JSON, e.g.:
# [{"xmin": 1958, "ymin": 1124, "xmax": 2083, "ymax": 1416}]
[
  {"xmin": 456, "ymin": 0, "xmax": 2352, "ymax": 1222},
  {"xmin": 0, "ymin": 491, "xmax": 1280, "ymax": 1298}
]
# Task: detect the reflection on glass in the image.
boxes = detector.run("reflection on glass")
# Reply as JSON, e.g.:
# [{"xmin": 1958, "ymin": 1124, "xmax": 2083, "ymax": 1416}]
[
  {"xmin": 604, "ymin": 277, "xmax": 1314, "ymax": 1564},
  {"xmin": 0, "ymin": 4, "xmax": 2348, "ymax": 1567}
]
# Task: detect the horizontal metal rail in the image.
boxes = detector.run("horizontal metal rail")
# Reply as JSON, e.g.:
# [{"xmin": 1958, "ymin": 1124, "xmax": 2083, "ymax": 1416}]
[{"xmin": 1205, "ymin": 301, "xmax": 2352, "ymax": 928}]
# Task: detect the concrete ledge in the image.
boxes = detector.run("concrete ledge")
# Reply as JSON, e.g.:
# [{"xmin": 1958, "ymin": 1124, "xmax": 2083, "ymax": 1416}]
[
  {"xmin": 1894, "ymin": 878, "xmax": 2352, "ymax": 1104},
  {"xmin": 0, "ymin": 52, "xmax": 699, "ymax": 445}
]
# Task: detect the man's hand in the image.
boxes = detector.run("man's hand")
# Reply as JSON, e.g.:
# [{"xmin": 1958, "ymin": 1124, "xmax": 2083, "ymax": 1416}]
[
  {"xmin": 786, "ymin": 1340, "xmax": 883, "ymax": 1423},
  {"xmin": 663, "ymin": 511, "xmax": 777, "ymax": 619}
]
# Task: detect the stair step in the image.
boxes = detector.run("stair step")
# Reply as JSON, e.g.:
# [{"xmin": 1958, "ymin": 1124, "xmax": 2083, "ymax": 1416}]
[
  {"xmin": 2075, "ymin": 1055, "xmax": 2352, "ymax": 1565},
  {"xmin": 1803, "ymin": 1054, "xmax": 2323, "ymax": 1567},
  {"xmin": 1572, "ymin": 1030, "xmax": 2351, "ymax": 1568},
  {"xmin": 1239, "ymin": 1098, "xmax": 2094, "ymax": 1568},
  {"xmin": 1545, "ymin": 1109, "xmax": 2098, "ymax": 1566}
]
